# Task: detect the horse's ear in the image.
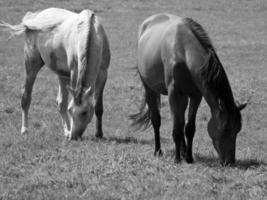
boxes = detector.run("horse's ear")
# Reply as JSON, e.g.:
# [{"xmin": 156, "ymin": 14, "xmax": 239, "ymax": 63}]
[{"xmin": 236, "ymin": 101, "xmax": 247, "ymax": 111}]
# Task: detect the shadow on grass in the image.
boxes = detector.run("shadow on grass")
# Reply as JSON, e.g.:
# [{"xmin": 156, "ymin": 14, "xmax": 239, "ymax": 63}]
[
  {"xmin": 195, "ymin": 154, "xmax": 266, "ymax": 169},
  {"xmin": 82, "ymin": 135, "xmax": 154, "ymax": 145},
  {"xmin": 194, "ymin": 154, "xmax": 221, "ymax": 167},
  {"xmin": 235, "ymin": 159, "xmax": 266, "ymax": 170}
]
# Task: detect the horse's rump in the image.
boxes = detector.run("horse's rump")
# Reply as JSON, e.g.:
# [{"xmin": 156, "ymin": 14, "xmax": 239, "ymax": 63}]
[
  {"xmin": 0, "ymin": 8, "xmax": 78, "ymax": 39},
  {"xmin": 138, "ymin": 14, "xmax": 171, "ymax": 38},
  {"xmin": 21, "ymin": 8, "xmax": 77, "ymax": 32}
]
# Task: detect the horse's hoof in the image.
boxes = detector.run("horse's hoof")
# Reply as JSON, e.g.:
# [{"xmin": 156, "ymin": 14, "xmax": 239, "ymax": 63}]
[
  {"xmin": 65, "ymin": 135, "xmax": 71, "ymax": 141},
  {"xmin": 64, "ymin": 129, "xmax": 71, "ymax": 139},
  {"xmin": 174, "ymin": 158, "xmax": 182, "ymax": 164},
  {"xmin": 66, "ymin": 135, "xmax": 79, "ymax": 141},
  {"xmin": 185, "ymin": 156, "xmax": 194, "ymax": 164},
  {"xmin": 21, "ymin": 127, "xmax": 28, "ymax": 135},
  {"xmin": 95, "ymin": 132, "xmax": 103, "ymax": 138},
  {"xmin": 181, "ymin": 151, "xmax": 186, "ymax": 159},
  {"xmin": 64, "ymin": 133, "xmax": 72, "ymax": 140},
  {"xmin": 154, "ymin": 149, "xmax": 163, "ymax": 157}
]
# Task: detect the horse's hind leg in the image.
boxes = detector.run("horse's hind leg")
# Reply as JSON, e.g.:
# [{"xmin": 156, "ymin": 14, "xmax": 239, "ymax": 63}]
[
  {"xmin": 168, "ymin": 86, "xmax": 188, "ymax": 163},
  {"xmin": 21, "ymin": 47, "xmax": 44, "ymax": 134},
  {"xmin": 57, "ymin": 76, "xmax": 70, "ymax": 138},
  {"xmin": 185, "ymin": 93, "xmax": 202, "ymax": 163},
  {"xmin": 144, "ymin": 84, "xmax": 162, "ymax": 156}
]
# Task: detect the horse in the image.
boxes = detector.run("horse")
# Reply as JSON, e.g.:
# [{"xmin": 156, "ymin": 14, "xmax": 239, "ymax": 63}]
[
  {"xmin": 0, "ymin": 8, "xmax": 110, "ymax": 140},
  {"xmin": 130, "ymin": 13, "xmax": 247, "ymax": 166}
]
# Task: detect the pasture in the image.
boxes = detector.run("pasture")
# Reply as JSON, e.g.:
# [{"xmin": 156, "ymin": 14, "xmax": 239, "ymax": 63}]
[{"xmin": 0, "ymin": 0, "xmax": 266, "ymax": 199}]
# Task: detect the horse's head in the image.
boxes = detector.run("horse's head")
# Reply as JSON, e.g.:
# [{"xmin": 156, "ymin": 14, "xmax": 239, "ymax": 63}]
[
  {"xmin": 208, "ymin": 99, "xmax": 247, "ymax": 166},
  {"xmin": 67, "ymin": 86, "xmax": 94, "ymax": 140}
]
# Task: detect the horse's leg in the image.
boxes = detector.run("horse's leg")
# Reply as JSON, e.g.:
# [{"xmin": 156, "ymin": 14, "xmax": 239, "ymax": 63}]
[
  {"xmin": 56, "ymin": 76, "xmax": 70, "ymax": 138},
  {"xmin": 168, "ymin": 86, "xmax": 188, "ymax": 163},
  {"xmin": 185, "ymin": 93, "xmax": 202, "ymax": 163},
  {"xmin": 94, "ymin": 71, "xmax": 107, "ymax": 138},
  {"xmin": 144, "ymin": 84, "xmax": 162, "ymax": 156},
  {"xmin": 180, "ymin": 129, "xmax": 187, "ymax": 159},
  {"xmin": 21, "ymin": 48, "xmax": 44, "ymax": 134}
]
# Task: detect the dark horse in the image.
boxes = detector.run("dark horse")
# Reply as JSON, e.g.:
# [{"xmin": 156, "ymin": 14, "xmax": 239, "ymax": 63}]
[{"xmin": 131, "ymin": 14, "xmax": 247, "ymax": 165}]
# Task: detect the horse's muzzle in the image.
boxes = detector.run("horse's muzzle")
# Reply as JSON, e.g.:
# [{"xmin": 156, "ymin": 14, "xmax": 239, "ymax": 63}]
[{"xmin": 69, "ymin": 128, "xmax": 84, "ymax": 140}]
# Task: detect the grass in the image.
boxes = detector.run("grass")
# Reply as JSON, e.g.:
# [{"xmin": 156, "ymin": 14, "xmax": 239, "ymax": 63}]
[{"xmin": 0, "ymin": 0, "xmax": 266, "ymax": 199}]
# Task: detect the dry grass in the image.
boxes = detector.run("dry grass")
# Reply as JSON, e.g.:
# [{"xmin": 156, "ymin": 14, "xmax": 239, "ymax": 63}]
[{"xmin": 0, "ymin": 0, "xmax": 266, "ymax": 199}]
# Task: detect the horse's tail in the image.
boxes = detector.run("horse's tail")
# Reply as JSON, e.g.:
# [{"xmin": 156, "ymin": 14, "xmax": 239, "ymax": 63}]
[
  {"xmin": 129, "ymin": 91, "xmax": 151, "ymax": 130},
  {"xmin": 0, "ymin": 21, "xmax": 26, "ymax": 40},
  {"xmin": 0, "ymin": 10, "xmax": 56, "ymax": 40},
  {"xmin": 129, "ymin": 76, "xmax": 159, "ymax": 131},
  {"xmin": 76, "ymin": 10, "xmax": 95, "ymax": 88}
]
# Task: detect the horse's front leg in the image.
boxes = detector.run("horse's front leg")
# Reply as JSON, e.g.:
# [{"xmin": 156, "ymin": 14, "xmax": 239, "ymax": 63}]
[
  {"xmin": 57, "ymin": 76, "xmax": 70, "ymax": 138},
  {"xmin": 94, "ymin": 91, "xmax": 103, "ymax": 138},
  {"xmin": 185, "ymin": 94, "xmax": 202, "ymax": 163},
  {"xmin": 94, "ymin": 71, "xmax": 108, "ymax": 138},
  {"xmin": 21, "ymin": 48, "xmax": 43, "ymax": 134}
]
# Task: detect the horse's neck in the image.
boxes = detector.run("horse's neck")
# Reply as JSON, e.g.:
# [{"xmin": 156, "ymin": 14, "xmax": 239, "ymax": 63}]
[
  {"xmin": 203, "ymin": 83, "xmax": 236, "ymax": 119},
  {"xmin": 200, "ymin": 52, "xmax": 236, "ymax": 117}
]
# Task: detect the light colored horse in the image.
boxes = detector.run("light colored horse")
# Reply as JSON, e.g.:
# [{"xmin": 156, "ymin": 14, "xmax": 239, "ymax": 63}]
[
  {"xmin": 0, "ymin": 8, "xmax": 110, "ymax": 140},
  {"xmin": 131, "ymin": 14, "xmax": 247, "ymax": 165}
]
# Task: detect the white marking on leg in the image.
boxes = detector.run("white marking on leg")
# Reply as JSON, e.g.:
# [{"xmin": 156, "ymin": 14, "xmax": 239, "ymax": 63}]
[
  {"xmin": 64, "ymin": 124, "xmax": 71, "ymax": 138},
  {"xmin": 21, "ymin": 111, "xmax": 28, "ymax": 134},
  {"xmin": 57, "ymin": 77, "xmax": 71, "ymax": 138}
]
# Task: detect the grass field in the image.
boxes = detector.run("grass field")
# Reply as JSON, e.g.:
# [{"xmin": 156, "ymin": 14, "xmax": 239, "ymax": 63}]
[{"xmin": 0, "ymin": 0, "xmax": 266, "ymax": 199}]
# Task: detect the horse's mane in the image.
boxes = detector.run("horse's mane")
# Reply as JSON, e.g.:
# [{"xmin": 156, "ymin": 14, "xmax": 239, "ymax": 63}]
[
  {"xmin": 74, "ymin": 10, "xmax": 95, "ymax": 105},
  {"xmin": 184, "ymin": 17, "xmax": 235, "ymax": 111}
]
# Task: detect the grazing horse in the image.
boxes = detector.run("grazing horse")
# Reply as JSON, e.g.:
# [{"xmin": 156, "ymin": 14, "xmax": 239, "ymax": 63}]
[
  {"xmin": 0, "ymin": 8, "xmax": 110, "ymax": 140},
  {"xmin": 131, "ymin": 14, "xmax": 247, "ymax": 165}
]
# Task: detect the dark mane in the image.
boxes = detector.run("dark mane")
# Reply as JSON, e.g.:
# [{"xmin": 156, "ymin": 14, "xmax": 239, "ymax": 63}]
[
  {"xmin": 184, "ymin": 17, "xmax": 236, "ymax": 111},
  {"xmin": 183, "ymin": 17, "xmax": 214, "ymax": 51}
]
